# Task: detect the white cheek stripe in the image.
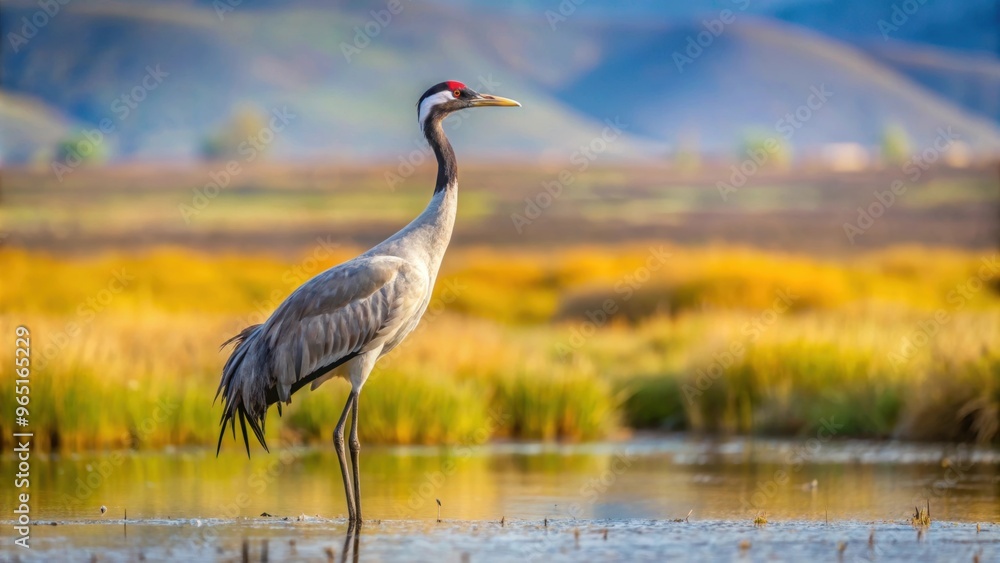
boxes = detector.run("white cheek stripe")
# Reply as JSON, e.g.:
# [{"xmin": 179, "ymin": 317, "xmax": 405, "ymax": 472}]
[{"xmin": 418, "ymin": 90, "xmax": 454, "ymax": 129}]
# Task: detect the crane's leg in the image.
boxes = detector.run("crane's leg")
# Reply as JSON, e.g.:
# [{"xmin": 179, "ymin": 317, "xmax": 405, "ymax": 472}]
[
  {"xmin": 333, "ymin": 392, "xmax": 357, "ymax": 523},
  {"xmin": 349, "ymin": 391, "xmax": 363, "ymax": 525}
]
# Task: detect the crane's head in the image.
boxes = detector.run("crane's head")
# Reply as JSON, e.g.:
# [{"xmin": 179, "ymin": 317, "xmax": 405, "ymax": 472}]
[{"xmin": 417, "ymin": 80, "xmax": 520, "ymax": 130}]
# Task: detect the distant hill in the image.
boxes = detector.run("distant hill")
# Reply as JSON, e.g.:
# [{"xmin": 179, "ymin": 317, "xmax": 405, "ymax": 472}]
[
  {"xmin": 557, "ymin": 18, "xmax": 1000, "ymax": 154},
  {"xmin": 426, "ymin": 0, "xmax": 1000, "ymax": 132},
  {"xmin": 864, "ymin": 41, "xmax": 1000, "ymax": 125},
  {"xmin": 772, "ymin": 0, "xmax": 999, "ymax": 55},
  {"xmin": 434, "ymin": 0, "xmax": 999, "ymax": 55},
  {"xmin": 1, "ymin": 0, "xmax": 997, "ymax": 163},
  {"xmin": 0, "ymin": 1, "xmax": 662, "ymax": 163},
  {"xmin": 0, "ymin": 91, "xmax": 73, "ymax": 164}
]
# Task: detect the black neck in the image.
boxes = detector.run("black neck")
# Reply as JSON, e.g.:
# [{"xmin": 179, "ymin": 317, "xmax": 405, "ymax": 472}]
[{"xmin": 423, "ymin": 114, "xmax": 457, "ymax": 194}]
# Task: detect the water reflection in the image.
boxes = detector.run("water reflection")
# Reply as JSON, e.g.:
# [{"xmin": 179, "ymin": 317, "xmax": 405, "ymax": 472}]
[
  {"xmin": 10, "ymin": 437, "xmax": 999, "ymax": 524},
  {"xmin": 342, "ymin": 525, "xmax": 359, "ymax": 563}
]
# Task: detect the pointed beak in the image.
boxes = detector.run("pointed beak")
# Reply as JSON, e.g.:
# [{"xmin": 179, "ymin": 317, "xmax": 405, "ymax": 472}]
[{"xmin": 470, "ymin": 94, "xmax": 521, "ymax": 108}]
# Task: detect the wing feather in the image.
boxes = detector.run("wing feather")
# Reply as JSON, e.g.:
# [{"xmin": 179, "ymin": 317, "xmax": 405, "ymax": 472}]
[
  {"xmin": 264, "ymin": 255, "xmax": 427, "ymax": 399},
  {"xmin": 217, "ymin": 255, "xmax": 428, "ymax": 455}
]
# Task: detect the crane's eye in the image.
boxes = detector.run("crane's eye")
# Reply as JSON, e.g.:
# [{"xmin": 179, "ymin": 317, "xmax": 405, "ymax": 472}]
[{"xmin": 453, "ymin": 89, "xmax": 462, "ymax": 98}]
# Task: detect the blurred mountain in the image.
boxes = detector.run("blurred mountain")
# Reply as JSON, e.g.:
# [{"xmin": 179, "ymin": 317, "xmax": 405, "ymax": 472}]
[
  {"xmin": 864, "ymin": 41, "xmax": 1000, "ymax": 125},
  {"xmin": 1, "ymin": 0, "xmax": 997, "ymax": 163},
  {"xmin": 0, "ymin": 91, "xmax": 73, "ymax": 164},
  {"xmin": 771, "ymin": 0, "xmax": 999, "ymax": 55},
  {"xmin": 433, "ymin": 0, "xmax": 999, "ymax": 54},
  {"xmin": 558, "ymin": 18, "xmax": 1000, "ymax": 154},
  {"xmin": 2, "ymin": 1, "xmax": 660, "ymax": 163}
]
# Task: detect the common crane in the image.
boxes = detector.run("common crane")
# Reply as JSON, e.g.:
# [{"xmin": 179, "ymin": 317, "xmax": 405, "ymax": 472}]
[{"xmin": 215, "ymin": 81, "xmax": 520, "ymax": 526}]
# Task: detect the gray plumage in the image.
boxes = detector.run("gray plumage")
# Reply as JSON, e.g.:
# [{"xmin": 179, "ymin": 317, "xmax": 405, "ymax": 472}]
[
  {"xmin": 215, "ymin": 192, "xmax": 452, "ymax": 451},
  {"xmin": 214, "ymin": 80, "xmax": 519, "ymax": 526}
]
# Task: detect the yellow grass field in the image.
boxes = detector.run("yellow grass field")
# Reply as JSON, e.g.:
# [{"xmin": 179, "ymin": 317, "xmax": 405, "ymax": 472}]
[{"xmin": 1, "ymin": 244, "xmax": 998, "ymax": 452}]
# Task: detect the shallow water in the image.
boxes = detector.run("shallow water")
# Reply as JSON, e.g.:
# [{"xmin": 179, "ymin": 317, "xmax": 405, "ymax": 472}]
[
  {"xmin": 9, "ymin": 518, "xmax": 999, "ymax": 562},
  {"xmin": 3, "ymin": 436, "xmax": 998, "ymax": 561}
]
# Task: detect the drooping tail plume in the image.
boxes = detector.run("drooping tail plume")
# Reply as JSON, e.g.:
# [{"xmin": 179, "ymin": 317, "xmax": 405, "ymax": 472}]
[{"xmin": 215, "ymin": 324, "xmax": 271, "ymax": 457}]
